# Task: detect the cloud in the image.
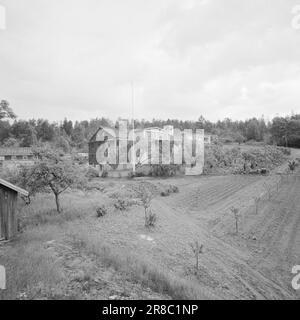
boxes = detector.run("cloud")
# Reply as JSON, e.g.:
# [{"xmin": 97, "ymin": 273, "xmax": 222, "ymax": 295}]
[{"xmin": 0, "ymin": 0, "xmax": 299, "ymax": 122}]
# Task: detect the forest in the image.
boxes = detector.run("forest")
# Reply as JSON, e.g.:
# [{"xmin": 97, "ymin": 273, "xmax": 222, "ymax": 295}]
[{"xmin": 1, "ymin": 99, "xmax": 300, "ymax": 152}]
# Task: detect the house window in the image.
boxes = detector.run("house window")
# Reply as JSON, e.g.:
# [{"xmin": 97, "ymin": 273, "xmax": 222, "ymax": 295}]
[
  {"xmin": 4, "ymin": 156, "xmax": 11, "ymax": 161},
  {"xmin": 16, "ymin": 156, "xmax": 23, "ymax": 160}
]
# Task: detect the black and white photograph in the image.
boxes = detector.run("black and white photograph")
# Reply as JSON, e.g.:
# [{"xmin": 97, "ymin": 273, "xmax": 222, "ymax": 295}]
[{"xmin": 0, "ymin": 0, "xmax": 300, "ymax": 304}]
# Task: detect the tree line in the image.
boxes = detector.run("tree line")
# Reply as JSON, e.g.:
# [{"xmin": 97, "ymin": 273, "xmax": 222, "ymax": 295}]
[{"xmin": 1, "ymin": 100, "xmax": 300, "ymax": 150}]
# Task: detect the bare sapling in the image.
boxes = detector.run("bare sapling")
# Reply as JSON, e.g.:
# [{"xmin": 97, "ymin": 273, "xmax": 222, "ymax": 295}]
[
  {"xmin": 276, "ymin": 179, "xmax": 280, "ymax": 193},
  {"xmin": 288, "ymin": 160, "xmax": 296, "ymax": 174},
  {"xmin": 263, "ymin": 182, "xmax": 272, "ymax": 200},
  {"xmin": 230, "ymin": 207, "xmax": 240, "ymax": 235},
  {"xmin": 136, "ymin": 184, "xmax": 156, "ymax": 228},
  {"xmin": 254, "ymin": 197, "xmax": 260, "ymax": 215},
  {"xmin": 190, "ymin": 240, "xmax": 204, "ymax": 271}
]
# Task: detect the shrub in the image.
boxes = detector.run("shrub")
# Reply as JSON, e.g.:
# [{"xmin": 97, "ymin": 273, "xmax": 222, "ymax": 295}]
[
  {"xmin": 230, "ymin": 207, "xmax": 240, "ymax": 235},
  {"xmin": 190, "ymin": 241, "xmax": 204, "ymax": 271},
  {"xmin": 160, "ymin": 184, "xmax": 179, "ymax": 197},
  {"xmin": 128, "ymin": 165, "xmax": 180, "ymax": 178},
  {"xmin": 263, "ymin": 182, "xmax": 273, "ymax": 200},
  {"xmin": 150, "ymin": 164, "xmax": 179, "ymax": 177},
  {"xmin": 204, "ymin": 144, "xmax": 288, "ymax": 175},
  {"xmin": 114, "ymin": 199, "xmax": 133, "ymax": 211},
  {"xmin": 86, "ymin": 167, "xmax": 99, "ymax": 180},
  {"xmin": 96, "ymin": 205, "xmax": 108, "ymax": 218},
  {"xmin": 288, "ymin": 160, "xmax": 296, "ymax": 173},
  {"xmin": 254, "ymin": 197, "xmax": 260, "ymax": 215},
  {"xmin": 280, "ymin": 147, "xmax": 291, "ymax": 156},
  {"xmin": 134, "ymin": 183, "xmax": 157, "ymax": 227},
  {"xmin": 145, "ymin": 209, "xmax": 157, "ymax": 228},
  {"xmin": 128, "ymin": 171, "xmax": 135, "ymax": 179},
  {"xmin": 101, "ymin": 170, "xmax": 108, "ymax": 178},
  {"xmin": 168, "ymin": 185, "xmax": 179, "ymax": 193}
]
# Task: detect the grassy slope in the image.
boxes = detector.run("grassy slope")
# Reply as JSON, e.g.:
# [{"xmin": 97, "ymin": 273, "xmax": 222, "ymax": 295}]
[{"xmin": 1, "ymin": 147, "xmax": 300, "ymax": 300}]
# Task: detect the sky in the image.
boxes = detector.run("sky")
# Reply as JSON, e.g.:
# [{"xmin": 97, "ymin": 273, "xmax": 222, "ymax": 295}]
[{"xmin": 0, "ymin": 0, "xmax": 300, "ymax": 122}]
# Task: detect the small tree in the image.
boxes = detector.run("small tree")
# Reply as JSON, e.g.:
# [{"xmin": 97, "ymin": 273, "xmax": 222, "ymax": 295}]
[
  {"xmin": 276, "ymin": 178, "xmax": 281, "ymax": 193},
  {"xmin": 254, "ymin": 197, "xmax": 260, "ymax": 215},
  {"xmin": 288, "ymin": 160, "xmax": 296, "ymax": 173},
  {"xmin": 235, "ymin": 132, "xmax": 245, "ymax": 145},
  {"xmin": 190, "ymin": 241, "xmax": 204, "ymax": 271},
  {"xmin": 230, "ymin": 207, "xmax": 240, "ymax": 235},
  {"xmin": 21, "ymin": 146, "xmax": 78, "ymax": 212},
  {"xmin": 263, "ymin": 182, "xmax": 272, "ymax": 200},
  {"xmin": 145, "ymin": 209, "xmax": 157, "ymax": 228},
  {"xmin": 136, "ymin": 183, "xmax": 156, "ymax": 227},
  {"xmin": 0, "ymin": 100, "xmax": 16, "ymax": 120}
]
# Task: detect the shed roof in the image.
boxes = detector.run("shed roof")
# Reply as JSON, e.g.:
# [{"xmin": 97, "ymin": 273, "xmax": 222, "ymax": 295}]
[
  {"xmin": 0, "ymin": 147, "xmax": 33, "ymax": 156},
  {"xmin": 0, "ymin": 178, "xmax": 29, "ymax": 197}
]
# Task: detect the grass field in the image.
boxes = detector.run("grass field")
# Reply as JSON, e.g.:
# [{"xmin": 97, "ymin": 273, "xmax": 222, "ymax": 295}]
[{"xmin": 1, "ymin": 147, "xmax": 300, "ymax": 300}]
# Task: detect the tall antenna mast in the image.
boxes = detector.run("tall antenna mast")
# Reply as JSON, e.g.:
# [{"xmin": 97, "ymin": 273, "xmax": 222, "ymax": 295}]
[{"xmin": 131, "ymin": 81, "xmax": 136, "ymax": 174}]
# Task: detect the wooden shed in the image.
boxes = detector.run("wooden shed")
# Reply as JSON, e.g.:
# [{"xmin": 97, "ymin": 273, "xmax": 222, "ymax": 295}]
[{"xmin": 0, "ymin": 178, "xmax": 28, "ymax": 241}]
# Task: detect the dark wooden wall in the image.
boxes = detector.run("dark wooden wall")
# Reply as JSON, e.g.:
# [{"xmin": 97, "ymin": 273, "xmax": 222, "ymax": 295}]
[
  {"xmin": 0, "ymin": 186, "xmax": 17, "ymax": 240},
  {"xmin": 89, "ymin": 141, "xmax": 105, "ymax": 165}
]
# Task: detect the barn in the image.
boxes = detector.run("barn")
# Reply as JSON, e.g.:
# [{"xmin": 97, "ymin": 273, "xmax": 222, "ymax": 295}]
[{"xmin": 0, "ymin": 178, "xmax": 28, "ymax": 241}]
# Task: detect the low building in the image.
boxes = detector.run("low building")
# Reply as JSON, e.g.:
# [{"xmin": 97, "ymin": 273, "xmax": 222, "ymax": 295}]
[{"xmin": 0, "ymin": 147, "xmax": 34, "ymax": 170}]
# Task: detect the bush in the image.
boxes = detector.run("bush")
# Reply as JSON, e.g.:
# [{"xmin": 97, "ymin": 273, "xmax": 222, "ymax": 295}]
[
  {"xmin": 128, "ymin": 171, "xmax": 135, "ymax": 179},
  {"xmin": 279, "ymin": 147, "xmax": 291, "ymax": 156},
  {"xmin": 150, "ymin": 165, "xmax": 180, "ymax": 177},
  {"xmin": 168, "ymin": 185, "xmax": 179, "ymax": 193},
  {"xmin": 72, "ymin": 169, "xmax": 89, "ymax": 190},
  {"xmin": 160, "ymin": 184, "xmax": 179, "ymax": 197},
  {"xmin": 204, "ymin": 144, "xmax": 288, "ymax": 174},
  {"xmin": 128, "ymin": 165, "xmax": 180, "ymax": 178},
  {"xmin": 114, "ymin": 199, "xmax": 134, "ymax": 211},
  {"xmin": 86, "ymin": 167, "xmax": 99, "ymax": 180},
  {"xmin": 288, "ymin": 160, "xmax": 296, "ymax": 172},
  {"xmin": 96, "ymin": 205, "xmax": 108, "ymax": 218},
  {"xmin": 145, "ymin": 210, "xmax": 157, "ymax": 228},
  {"xmin": 101, "ymin": 170, "xmax": 108, "ymax": 178}
]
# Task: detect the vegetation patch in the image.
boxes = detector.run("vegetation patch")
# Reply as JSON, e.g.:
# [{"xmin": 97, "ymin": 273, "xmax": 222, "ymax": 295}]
[
  {"xmin": 204, "ymin": 144, "xmax": 288, "ymax": 175},
  {"xmin": 71, "ymin": 233, "xmax": 210, "ymax": 300}
]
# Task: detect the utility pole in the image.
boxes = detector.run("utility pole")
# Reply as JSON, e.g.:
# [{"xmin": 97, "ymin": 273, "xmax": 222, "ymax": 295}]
[{"xmin": 131, "ymin": 81, "xmax": 136, "ymax": 174}]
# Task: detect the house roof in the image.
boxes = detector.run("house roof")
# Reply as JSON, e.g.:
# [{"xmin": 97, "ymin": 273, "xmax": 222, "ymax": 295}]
[
  {"xmin": 0, "ymin": 147, "xmax": 33, "ymax": 156},
  {"xmin": 0, "ymin": 178, "xmax": 29, "ymax": 197}
]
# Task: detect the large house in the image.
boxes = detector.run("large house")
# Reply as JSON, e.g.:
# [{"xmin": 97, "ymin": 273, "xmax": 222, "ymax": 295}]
[
  {"xmin": 0, "ymin": 147, "xmax": 34, "ymax": 170},
  {"xmin": 89, "ymin": 122, "xmax": 204, "ymax": 176}
]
